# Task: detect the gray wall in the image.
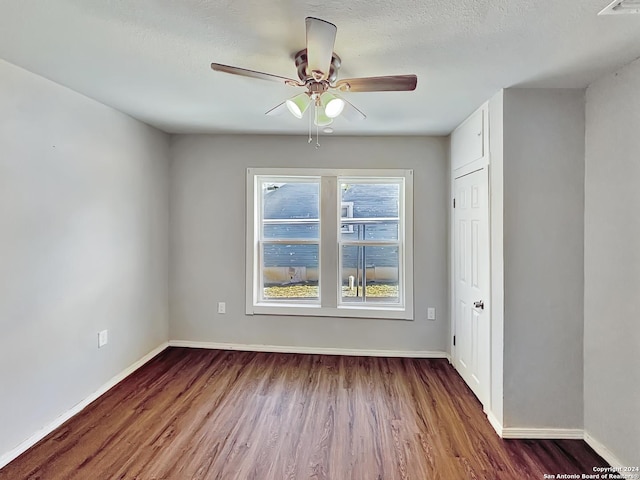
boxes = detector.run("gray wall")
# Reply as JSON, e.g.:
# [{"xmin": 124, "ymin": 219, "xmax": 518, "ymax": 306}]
[
  {"xmin": 0, "ymin": 60, "xmax": 170, "ymax": 456},
  {"xmin": 169, "ymin": 135, "xmax": 448, "ymax": 352},
  {"xmin": 584, "ymin": 59, "xmax": 640, "ymax": 465},
  {"xmin": 502, "ymin": 89, "xmax": 585, "ymax": 429}
]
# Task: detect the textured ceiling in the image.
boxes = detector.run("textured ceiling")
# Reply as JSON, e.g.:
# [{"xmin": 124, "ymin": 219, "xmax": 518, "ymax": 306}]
[{"xmin": 1, "ymin": 0, "xmax": 640, "ymax": 135}]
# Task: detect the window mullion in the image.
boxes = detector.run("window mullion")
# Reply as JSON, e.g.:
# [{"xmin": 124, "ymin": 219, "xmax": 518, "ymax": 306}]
[{"xmin": 319, "ymin": 176, "xmax": 338, "ymax": 309}]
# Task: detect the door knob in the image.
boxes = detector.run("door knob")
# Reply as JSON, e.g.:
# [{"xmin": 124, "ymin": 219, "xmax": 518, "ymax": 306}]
[{"xmin": 473, "ymin": 300, "xmax": 484, "ymax": 310}]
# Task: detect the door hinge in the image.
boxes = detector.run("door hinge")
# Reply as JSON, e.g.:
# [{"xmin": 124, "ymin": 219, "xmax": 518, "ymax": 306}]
[
  {"xmin": 453, "ymin": 198, "xmax": 456, "ymax": 208},
  {"xmin": 453, "ymin": 335, "xmax": 456, "ymax": 346}
]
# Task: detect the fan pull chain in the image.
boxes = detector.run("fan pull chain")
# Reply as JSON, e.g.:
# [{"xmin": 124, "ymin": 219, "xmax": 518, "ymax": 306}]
[
  {"xmin": 308, "ymin": 100, "xmax": 312, "ymax": 144},
  {"xmin": 314, "ymin": 101, "xmax": 320, "ymax": 149}
]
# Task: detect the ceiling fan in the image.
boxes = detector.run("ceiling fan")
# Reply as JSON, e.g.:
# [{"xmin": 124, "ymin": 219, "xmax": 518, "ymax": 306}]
[{"xmin": 210, "ymin": 17, "xmax": 417, "ymax": 129}]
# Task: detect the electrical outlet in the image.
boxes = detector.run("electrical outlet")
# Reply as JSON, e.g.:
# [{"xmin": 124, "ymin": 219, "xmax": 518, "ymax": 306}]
[
  {"xmin": 217, "ymin": 302, "xmax": 226, "ymax": 314},
  {"xmin": 98, "ymin": 330, "xmax": 108, "ymax": 348},
  {"xmin": 427, "ymin": 307, "xmax": 436, "ymax": 320}
]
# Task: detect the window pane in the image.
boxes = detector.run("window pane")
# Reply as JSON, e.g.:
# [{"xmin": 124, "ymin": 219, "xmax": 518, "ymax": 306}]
[
  {"xmin": 264, "ymin": 222, "xmax": 319, "ymax": 239},
  {"xmin": 340, "ymin": 245, "xmax": 399, "ymax": 304},
  {"xmin": 340, "ymin": 183, "xmax": 399, "ymax": 240},
  {"xmin": 262, "ymin": 182, "xmax": 319, "ymax": 240},
  {"xmin": 262, "ymin": 243, "xmax": 319, "ymax": 300},
  {"xmin": 340, "ymin": 183, "xmax": 399, "ymax": 217}
]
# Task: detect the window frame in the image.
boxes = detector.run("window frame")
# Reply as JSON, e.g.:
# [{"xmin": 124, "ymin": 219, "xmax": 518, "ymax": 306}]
[{"xmin": 246, "ymin": 167, "xmax": 414, "ymax": 320}]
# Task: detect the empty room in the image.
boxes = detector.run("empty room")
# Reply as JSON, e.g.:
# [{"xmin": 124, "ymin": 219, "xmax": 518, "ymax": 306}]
[{"xmin": 1, "ymin": 1, "xmax": 638, "ymax": 479}]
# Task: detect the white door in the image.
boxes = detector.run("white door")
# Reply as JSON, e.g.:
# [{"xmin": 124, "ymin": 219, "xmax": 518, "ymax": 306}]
[{"xmin": 453, "ymin": 168, "xmax": 490, "ymax": 407}]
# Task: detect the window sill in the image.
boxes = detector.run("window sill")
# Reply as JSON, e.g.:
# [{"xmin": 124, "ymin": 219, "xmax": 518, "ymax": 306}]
[{"xmin": 248, "ymin": 303, "xmax": 414, "ymax": 321}]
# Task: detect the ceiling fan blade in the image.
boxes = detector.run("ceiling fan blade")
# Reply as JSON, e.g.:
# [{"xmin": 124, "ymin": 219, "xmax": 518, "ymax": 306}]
[
  {"xmin": 211, "ymin": 63, "xmax": 302, "ymax": 85},
  {"xmin": 334, "ymin": 75, "xmax": 417, "ymax": 92},
  {"xmin": 265, "ymin": 102, "xmax": 288, "ymax": 116},
  {"xmin": 305, "ymin": 17, "xmax": 337, "ymax": 80},
  {"xmin": 338, "ymin": 96, "xmax": 366, "ymax": 121}
]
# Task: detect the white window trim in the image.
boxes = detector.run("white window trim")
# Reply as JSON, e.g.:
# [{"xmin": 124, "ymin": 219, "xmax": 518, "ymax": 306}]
[{"xmin": 246, "ymin": 167, "xmax": 414, "ymax": 321}]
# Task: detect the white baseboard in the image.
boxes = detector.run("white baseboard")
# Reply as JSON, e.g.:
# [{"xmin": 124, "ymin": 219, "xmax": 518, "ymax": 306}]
[
  {"xmin": 168, "ymin": 340, "xmax": 449, "ymax": 359},
  {"xmin": 492, "ymin": 423, "xmax": 626, "ymax": 467},
  {"xmin": 584, "ymin": 431, "xmax": 625, "ymax": 468},
  {"xmin": 0, "ymin": 342, "xmax": 168, "ymax": 470},
  {"xmin": 486, "ymin": 410, "xmax": 504, "ymax": 437},
  {"xmin": 484, "ymin": 410, "xmax": 584, "ymax": 440},
  {"xmin": 484, "ymin": 411, "xmax": 624, "ymax": 467},
  {"xmin": 501, "ymin": 427, "xmax": 584, "ymax": 439}
]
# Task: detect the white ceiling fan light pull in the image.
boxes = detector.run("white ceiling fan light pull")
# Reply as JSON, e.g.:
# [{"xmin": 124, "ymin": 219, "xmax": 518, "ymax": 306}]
[{"xmin": 314, "ymin": 103, "xmax": 321, "ymax": 148}]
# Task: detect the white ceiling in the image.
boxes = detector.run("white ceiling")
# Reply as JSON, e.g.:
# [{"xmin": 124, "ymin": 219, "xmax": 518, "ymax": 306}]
[{"xmin": 1, "ymin": 0, "xmax": 639, "ymax": 135}]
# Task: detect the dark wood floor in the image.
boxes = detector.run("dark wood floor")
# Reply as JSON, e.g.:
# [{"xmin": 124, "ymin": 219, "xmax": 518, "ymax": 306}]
[{"xmin": 1, "ymin": 348, "xmax": 605, "ymax": 479}]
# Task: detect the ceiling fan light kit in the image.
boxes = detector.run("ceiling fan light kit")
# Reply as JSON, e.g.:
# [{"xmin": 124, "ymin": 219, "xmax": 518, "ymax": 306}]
[
  {"xmin": 285, "ymin": 92, "xmax": 311, "ymax": 118},
  {"xmin": 314, "ymin": 107, "xmax": 334, "ymax": 127},
  {"xmin": 210, "ymin": 16, "xmax": 417, "ymax": 144},
  {"xmin": 321, "ymin": 92, "xmax": 345, "ymax": 118}
]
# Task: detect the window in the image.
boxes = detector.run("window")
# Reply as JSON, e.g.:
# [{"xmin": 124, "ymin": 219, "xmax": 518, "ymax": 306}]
[
  {"xmin": 246, "ymin": 168, "xmax": 413, "ymax": 320},
  {"xmin": 258, "ymin": 177, "xmax": 320, "ymax": 303}
]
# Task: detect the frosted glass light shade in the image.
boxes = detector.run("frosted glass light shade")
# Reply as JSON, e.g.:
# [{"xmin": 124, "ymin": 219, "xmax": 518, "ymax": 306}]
[
  {"xmin": 321, "ymin": 92, "xmax": 345, "ymax": 118},
  {"xmin": 314, "ymin": 107, "xmax": 333, "ymax": 126},
  {"xmin": 285, "ymin": 93, "xmax": 311, "ymax": 118}
]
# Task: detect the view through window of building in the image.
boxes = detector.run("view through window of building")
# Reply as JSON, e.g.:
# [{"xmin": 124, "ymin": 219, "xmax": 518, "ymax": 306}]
[
  {"xmin": 339, "ymin": 181, "xmax": 400, "ymax": 305},
  {"xmin": 260, "ymin": 179, "xmax": 320, "ymax": 302}
]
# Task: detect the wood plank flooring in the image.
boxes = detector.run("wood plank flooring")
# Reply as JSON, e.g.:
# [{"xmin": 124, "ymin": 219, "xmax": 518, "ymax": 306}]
[{"xmin": 0, "ymin": 348, "xmax": 606, "ymax": 479}]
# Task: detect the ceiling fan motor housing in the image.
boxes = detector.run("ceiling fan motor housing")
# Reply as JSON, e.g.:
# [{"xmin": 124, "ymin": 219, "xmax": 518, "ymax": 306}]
[{"xmin": 294, "ymin": 49, "xmax": 342, "ymax": 84}]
